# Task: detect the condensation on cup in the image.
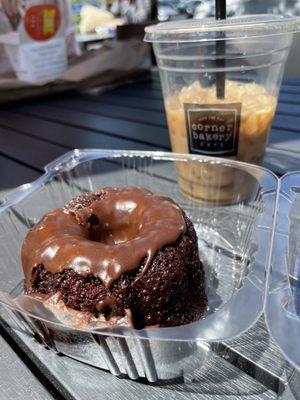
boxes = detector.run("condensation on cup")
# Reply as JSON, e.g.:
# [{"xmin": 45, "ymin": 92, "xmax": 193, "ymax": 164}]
[{"xmin": 145, "ymin": 15, "xmax": 300, "ymax": 203}]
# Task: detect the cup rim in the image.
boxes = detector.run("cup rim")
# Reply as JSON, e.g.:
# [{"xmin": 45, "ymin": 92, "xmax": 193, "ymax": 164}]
[{"xmin": 145, "ymin": 14, "xmax": 300, "ymax": 43}]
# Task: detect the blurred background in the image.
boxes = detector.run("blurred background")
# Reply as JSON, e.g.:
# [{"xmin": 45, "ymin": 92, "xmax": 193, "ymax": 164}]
[{"xmin": 71, "ymin": 0, "xmax": 300, "ymax": 76}]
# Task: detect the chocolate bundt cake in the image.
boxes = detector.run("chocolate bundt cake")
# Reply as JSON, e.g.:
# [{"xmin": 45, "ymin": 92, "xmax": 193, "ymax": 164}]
[{"xmin": 22, "ymin": 187, "xmax": 207, "ymax": 328}]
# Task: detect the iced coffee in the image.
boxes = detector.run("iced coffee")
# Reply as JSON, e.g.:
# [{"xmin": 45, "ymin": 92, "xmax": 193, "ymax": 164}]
[
  {"xmin": 145, "ymin": 15, "xmax": 297, "ymax": 203},
  {"xmin": 165, "ymin": 80, "xmax": 276, "ymax": 202}
]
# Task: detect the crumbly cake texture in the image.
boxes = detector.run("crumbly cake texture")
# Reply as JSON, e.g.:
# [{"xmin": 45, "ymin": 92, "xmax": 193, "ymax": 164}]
[{"xmin": 26, "ymin": 190, "xmax": 207, "ymax": 328}]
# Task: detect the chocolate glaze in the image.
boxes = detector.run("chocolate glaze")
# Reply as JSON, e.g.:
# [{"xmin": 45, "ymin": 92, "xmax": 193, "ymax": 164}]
[
  {"xmin": 95, "ymin": 295, "xmax": 115, "ymax": 314},
  {"xmin": 22, "ymin": 187, "xmax": 186, "ymax": 289}
]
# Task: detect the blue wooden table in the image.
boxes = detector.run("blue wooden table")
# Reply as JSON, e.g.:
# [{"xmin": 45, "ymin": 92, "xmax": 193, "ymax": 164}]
[{"xmin": 0, "ymin": 71, "xmax": 299, "ymax": 400}]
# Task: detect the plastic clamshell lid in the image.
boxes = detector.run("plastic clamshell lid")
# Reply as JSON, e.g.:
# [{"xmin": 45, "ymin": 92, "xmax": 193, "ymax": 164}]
[
  {"xmin": 0, "ymin": 150, "xmax": 278, "ymax": 342},
  {"xmin": 144, "ymin": 14, "xmax": 300, "ymax": 43},
  {"xmin": 266, "ymin": 172, "xmax": 300, "ymax": 371}
]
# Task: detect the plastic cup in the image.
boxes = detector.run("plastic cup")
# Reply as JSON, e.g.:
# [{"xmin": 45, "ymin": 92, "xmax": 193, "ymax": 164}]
[{"xmin": 145, "ymin": 15, "xmax": 300, "ymax": 203}]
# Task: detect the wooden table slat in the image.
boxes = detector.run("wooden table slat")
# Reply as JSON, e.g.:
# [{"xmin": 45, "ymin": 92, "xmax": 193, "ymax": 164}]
[
  {"xmin": 8, "ymin": 105, "xmax": 170, "ymax": 148},
  {"xmin": 1, "ymin": 111, "xmax": 300, "ymax": 167},
  {"xmin": 24, "ymin": 96, "xmax": 300, "ymax": 134},
  {"xmin": 0, "ymin": 111, "xmax": 162, "ymax": 153},
  {"xmin": 85, "ymin": 93, "xmax": 165, "ymax": 112},
  {"xmin": 0, "ymin": 127, "xmax": 66, "ymax": 171},
  {"xmin": 35, "ymin": 97, "xmax": 167, "ymax": 128},
  {"xmin": 0, "ymin": 334, "xmax": 54, "ymax": 400},
  {"xmin": 0, "ymin": 154, "xmax": 40, "ymax": 191},
  {"xmin": 107, "ymin": 82, "xmax": 300, "ymax": 102}
]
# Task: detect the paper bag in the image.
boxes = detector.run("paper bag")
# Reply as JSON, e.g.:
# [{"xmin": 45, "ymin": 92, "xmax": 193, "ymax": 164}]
[{"xmin": 0, "ymin": 0, "xmax": 79, "ymax": 83}]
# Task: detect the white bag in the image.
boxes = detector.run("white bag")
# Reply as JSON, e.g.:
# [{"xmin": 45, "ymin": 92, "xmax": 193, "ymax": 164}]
[{"xmin": 0, "ymin": 0, "xmax": 79, "ymax": 83}]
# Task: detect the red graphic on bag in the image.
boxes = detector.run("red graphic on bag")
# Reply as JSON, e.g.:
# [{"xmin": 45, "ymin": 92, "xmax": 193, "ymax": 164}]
[{"xmin": 24, "ymin": 5, "xmax": 61, "ymax": 41}]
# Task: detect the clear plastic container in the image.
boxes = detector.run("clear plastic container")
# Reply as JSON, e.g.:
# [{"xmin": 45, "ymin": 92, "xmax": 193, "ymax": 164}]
[
  {"xmin": 266, "ymin": 172, "xmax": 300, "ymax": 372},
  {"xmin": 145, "ymin": 15, "xmax": 300, "ymax": 202},
  {"xmin": 0, "ymin": 149, "xmax": 277, "ymax": 381}
]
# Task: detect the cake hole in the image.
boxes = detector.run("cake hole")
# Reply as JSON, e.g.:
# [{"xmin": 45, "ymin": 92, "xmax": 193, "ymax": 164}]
[
  {"xmin": 88, "ymin": 213, "xmax": 99, "ymax": 226},
  {"xmin": 89, "ymin": 220, "xmax": 140, "ymax": 246}
]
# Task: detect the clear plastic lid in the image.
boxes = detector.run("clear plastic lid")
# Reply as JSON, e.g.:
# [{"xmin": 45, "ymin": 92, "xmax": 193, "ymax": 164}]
[
  {"xmin": 0, "ymin": 150, "xmax": 277, "ymax": 342},
  {"xmin": 266, "ymin": 172, "xmax": 300, "ymax": 371},
  {"xmin": 145, "ymin": 14, "xmax": 300, "ymax": 43}
]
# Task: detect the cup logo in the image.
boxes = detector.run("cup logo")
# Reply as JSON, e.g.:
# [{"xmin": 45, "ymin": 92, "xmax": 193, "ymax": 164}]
[
  {"xmin": 184, "ymin": 103, "xmax": 241, "ymax": 157},
  {"xmin": 24, "ymin": 5, "xmax": 61, "ymax": 41}
]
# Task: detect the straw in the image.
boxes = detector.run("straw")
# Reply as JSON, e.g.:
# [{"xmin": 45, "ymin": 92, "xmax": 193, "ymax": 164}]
[{"xmin": 215, "ymin": 0, "xmax": 226, "ymax": 99}]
